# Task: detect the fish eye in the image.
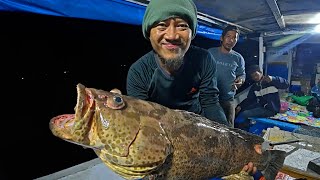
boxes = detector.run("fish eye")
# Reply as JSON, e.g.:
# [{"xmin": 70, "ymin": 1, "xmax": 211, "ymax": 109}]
[
  {"xmin": 113, "ymin": 95, "xmax": 123, "ymax": 105},
  {"xmin": 106, "ymin": 95, "xmax": 125, "ymax": 109}
]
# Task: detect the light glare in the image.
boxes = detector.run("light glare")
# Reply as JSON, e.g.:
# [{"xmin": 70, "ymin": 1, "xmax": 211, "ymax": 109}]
[
  {"xmin": 315, "ymin": 24, "xmax": 320, "ymax": 33},
  {"xmin": 308, "ymin": 13, "xmax": 320, "ymax": 24}
]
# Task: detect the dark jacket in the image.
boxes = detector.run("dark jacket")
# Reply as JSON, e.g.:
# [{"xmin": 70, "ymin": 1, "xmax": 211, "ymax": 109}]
[
  {"xmin": 239, "ymin": 76, "xmax": 289, "ymax": 113},
  {"xmin": 126, "ymin": 45, "xmax": 226, "ymax": 123}
]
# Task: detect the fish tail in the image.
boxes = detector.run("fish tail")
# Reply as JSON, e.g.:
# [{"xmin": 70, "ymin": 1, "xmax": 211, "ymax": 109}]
[{"xmin": 261, "ymin": 150, "xmax": 286, "ymax": 180}]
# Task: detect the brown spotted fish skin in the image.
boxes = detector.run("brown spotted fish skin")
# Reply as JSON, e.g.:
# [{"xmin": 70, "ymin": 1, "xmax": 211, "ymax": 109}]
[
  {"xmin": 49, "ymin": 84, "xmax": 285, "ymax": 180},
  {"xmin": 142, "ymin": 110, "xmax": 267, "ymax": 180}
]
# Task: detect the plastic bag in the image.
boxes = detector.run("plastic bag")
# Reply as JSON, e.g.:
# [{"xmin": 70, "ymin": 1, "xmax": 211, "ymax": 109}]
[{"xmin": 291, "ymin": 95, "xmax": 313, "ymax": 106}]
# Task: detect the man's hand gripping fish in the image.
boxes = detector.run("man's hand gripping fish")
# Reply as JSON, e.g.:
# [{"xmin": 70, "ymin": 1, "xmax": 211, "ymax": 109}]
[{"xmin": 49, "ymin": 83, "xmax": 286, "ymax": 180}]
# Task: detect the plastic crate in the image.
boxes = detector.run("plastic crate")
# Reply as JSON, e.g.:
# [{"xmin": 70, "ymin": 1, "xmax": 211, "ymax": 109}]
[{"xmin": 247, "ymin": 118, "xmax": 300, "ymax": 136}]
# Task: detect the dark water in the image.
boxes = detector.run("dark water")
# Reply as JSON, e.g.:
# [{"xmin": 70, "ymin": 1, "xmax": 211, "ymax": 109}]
[{"xmin": 1, "ymin": 11, "xmax": 259, "ymax": 180}]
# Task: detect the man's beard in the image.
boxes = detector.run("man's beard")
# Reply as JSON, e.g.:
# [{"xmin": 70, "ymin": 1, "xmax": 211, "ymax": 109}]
[{"xmin": 158, "ymin": 56, "xmax": 184, "ymax": 72}]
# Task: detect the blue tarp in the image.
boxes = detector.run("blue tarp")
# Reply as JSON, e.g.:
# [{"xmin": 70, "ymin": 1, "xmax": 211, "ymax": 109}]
[{"xmin": 0, "ymin": 0, "xmax": 223, "ymax": 40}]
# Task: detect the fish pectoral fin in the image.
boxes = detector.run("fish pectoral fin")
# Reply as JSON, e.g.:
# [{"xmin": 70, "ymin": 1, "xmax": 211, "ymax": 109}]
[{"xmin": 101, "ymin": 157, "xmax": 157, "ymax": 179}]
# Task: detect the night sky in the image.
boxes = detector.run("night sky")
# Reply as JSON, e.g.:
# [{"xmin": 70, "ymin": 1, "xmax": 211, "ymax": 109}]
[{"xmin": 1, "ymin": 11, "xmax": 259, "ymax": 180}]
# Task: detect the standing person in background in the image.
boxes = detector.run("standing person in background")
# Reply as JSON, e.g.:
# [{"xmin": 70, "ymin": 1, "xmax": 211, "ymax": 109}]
[
  {"xmin": 126, "ymin": 0, "xmax": 229, "ymax": 125},
  {"xmin": 208, "ymin": 25, "xmax": 246, "ymax": 127}
]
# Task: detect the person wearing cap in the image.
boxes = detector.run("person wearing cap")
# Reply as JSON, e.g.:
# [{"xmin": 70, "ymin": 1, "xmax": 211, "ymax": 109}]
[
  {"xmin": 235, "ymin": 65, "xmax": 290, "ymax": 131},
  {"xmin": 125, "ymin": 0, "xmax": 262, "ymax": 178},
  {"xmin": 208, "ymin": 25, "xmax": 246, "ymax": 127},
  {"xmin": 126, "ymin": 0, "xmax": 229, "ymax": 126}
]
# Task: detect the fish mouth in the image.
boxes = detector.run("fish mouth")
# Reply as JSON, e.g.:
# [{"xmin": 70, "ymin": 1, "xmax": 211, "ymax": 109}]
[
  {"xmin": 49, "ymin": 114, "xmax": 75, "ymax": 139},
  {"xmin": 75, "ymin": 83, "xmax": 94, "ymax": 118},
  {"xmin": 49, "ymin": 83, "xmax": 94, "ymax": 140}
]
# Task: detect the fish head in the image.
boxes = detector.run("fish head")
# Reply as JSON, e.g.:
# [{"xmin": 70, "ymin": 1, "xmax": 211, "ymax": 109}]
[
  {"xmin": 50, "ymin": 84, "xmax": 172, "ymax": 179},
  {"xmin": 50, "ymin": 83, "xmax": 141, "ymax": 155}
]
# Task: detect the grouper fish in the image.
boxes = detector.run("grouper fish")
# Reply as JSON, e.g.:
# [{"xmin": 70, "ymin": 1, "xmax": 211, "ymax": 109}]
[{"xmin": 49, "ymin": 83, "xmax": 286, "ymax": 180}]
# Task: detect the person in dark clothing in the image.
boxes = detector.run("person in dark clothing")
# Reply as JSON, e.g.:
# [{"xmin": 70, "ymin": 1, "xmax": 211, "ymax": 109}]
[
  {"xmin": 126, "ymin": 0, "xmax": 228, "ymax": 126},
  {"xmin": 235, "ymin": 65, "xmax": 290, "ymax": 130},
  {"xmin": 126, "ymin": 0, "xmax": 259, "ymax": 177}
]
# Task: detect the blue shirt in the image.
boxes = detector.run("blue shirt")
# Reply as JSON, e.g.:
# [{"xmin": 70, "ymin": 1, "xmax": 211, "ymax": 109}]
[{"xmin": 208, "ymin": 47, "xmax": 246, "ymax": 101}]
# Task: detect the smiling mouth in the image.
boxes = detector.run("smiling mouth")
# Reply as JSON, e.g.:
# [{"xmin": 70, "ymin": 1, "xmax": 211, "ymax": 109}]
[
  {"xmin": 163, "ymin": 46, "xmax": 180, "ymax": 52},
  {"xmin": 162, "ymin": 41, "xmax": 182, "ymax": 50}
]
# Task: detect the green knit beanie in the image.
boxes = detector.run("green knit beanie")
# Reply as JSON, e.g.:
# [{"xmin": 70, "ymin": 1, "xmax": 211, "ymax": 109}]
[{"xmin": 142, "ymin": 0, "xmax": 198, "ymax": 40}]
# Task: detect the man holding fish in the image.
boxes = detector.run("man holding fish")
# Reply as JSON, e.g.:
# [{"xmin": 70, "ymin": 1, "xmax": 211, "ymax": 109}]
[
  {"xmin": 126, "ymin": 0, "xmax": 261, "ymax": 178},
  {"xmin": 126, "ymin": 0, "xmax": 229, "ymax": 126},
  {"xmin": 48, "ymin": 0, "xmax": 286, "ymax": 179}
]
